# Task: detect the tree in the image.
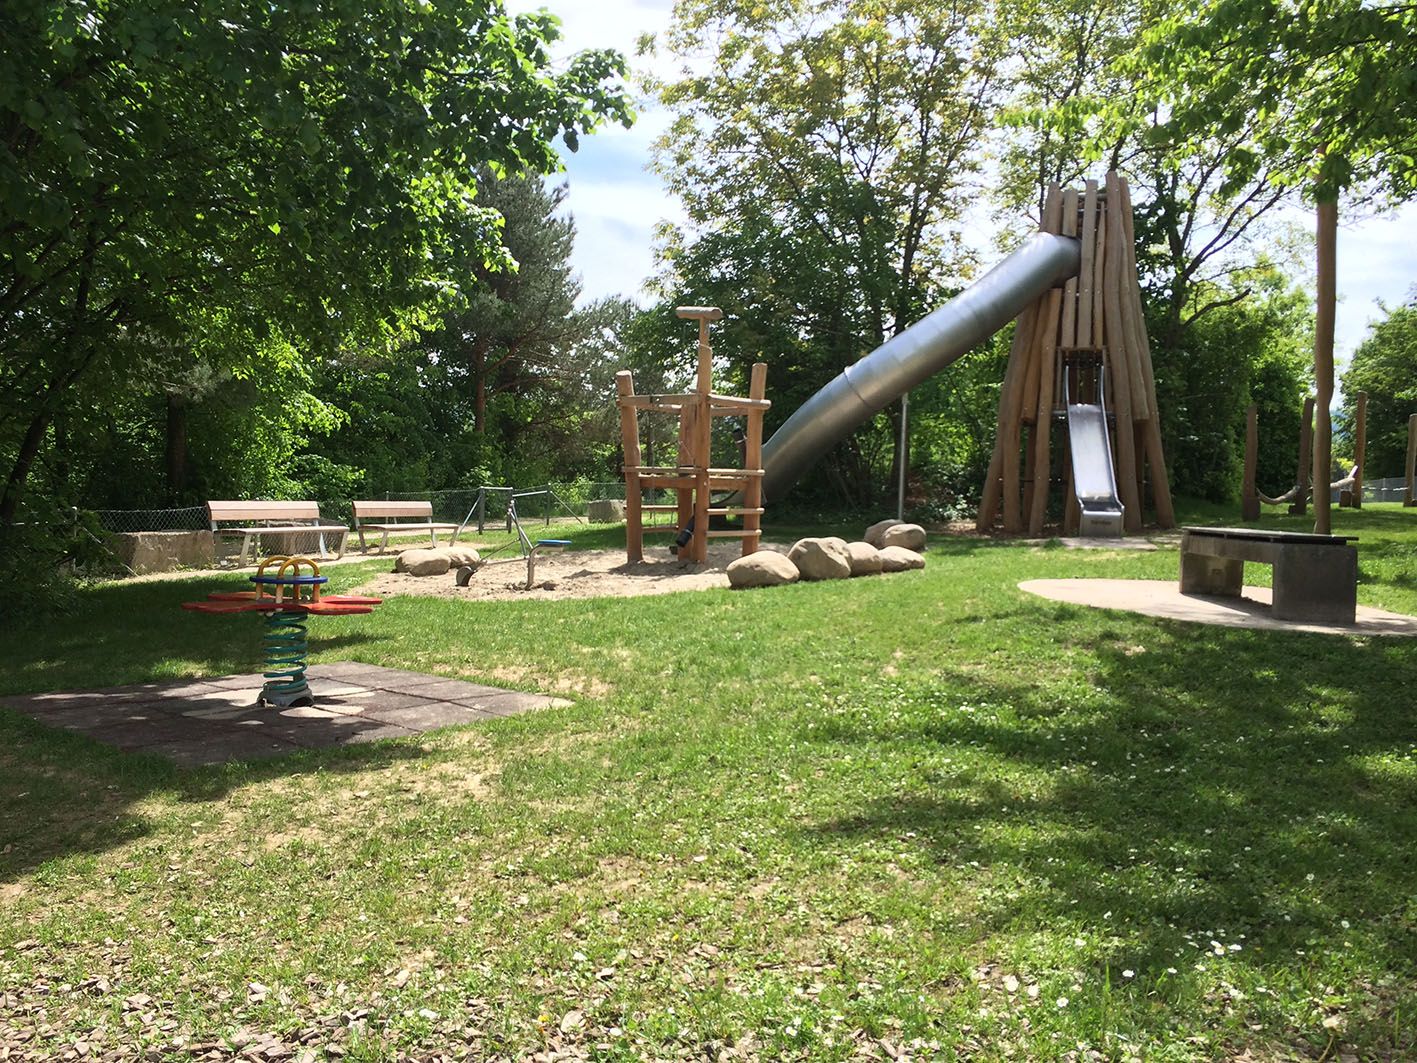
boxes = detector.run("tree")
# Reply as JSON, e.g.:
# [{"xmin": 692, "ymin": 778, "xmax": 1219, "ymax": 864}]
[
  {"xmin": 1114, "ymin": 0, "xmax": 1417, "ymax": 531},
  {"xmin": 1340, "ymin": 295, "xmax": 1417, "ymax": 479},
  {"xmin": 0, "ymin": 0, "xmax": 632, "ymax": 523},
  {"xmin": 645, "ymin": 0, "xmax": 1003, "ymax": 504}
]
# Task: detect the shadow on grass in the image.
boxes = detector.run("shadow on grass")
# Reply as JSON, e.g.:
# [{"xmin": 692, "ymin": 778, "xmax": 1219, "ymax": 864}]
[
  {"xmin": 804, "ymin": 618, "xmax": 1417, "ymax": 1045},
  {"xmin": 0, "ymin": 705, "xmax": 435, "ymax": 883}
]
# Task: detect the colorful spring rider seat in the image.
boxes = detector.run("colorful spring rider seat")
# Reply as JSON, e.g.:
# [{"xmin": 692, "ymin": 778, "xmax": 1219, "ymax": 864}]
[{"xmin": 182, "ymin": 555, "xmax": 382, "ymax": 708}]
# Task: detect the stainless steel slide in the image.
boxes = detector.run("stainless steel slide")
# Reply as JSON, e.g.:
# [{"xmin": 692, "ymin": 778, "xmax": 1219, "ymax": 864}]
[
  {"xmin": 760, "ymin": 232, "xmax": 1081, "ymax": 500},
  {"xmin": 1064, "ymin": 372, "xmax": 1124, "ymax": 537}
]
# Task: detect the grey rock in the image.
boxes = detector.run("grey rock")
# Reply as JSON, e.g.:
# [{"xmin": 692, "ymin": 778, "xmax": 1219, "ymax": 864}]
[
  {"xmin": 878, "ymin": 545, "xmax": 926, "ymax": 572},
  {"xmin": 845, "ymin": 541, "xmax": 884, "ymax": 576},
  {"xmin": 864, "ymin": 519, "xmax": 902, "ymax": 548},
  {"xmin": 727, "ymin": 551, "xmax": 800, "ymax": 589},
  {"xmin": 787, "ymin": 536, "xmax": 853, "ymax": 581},
  {"xmin": 881, "ymin": 523, "xmax": 926, "ymax": 551}
]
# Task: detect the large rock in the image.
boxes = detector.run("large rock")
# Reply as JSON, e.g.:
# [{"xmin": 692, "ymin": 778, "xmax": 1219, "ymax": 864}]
[
  {"xmin": 787, "ymin": 536, "xmax": 853, "ymax": 581},
  {"xmin": 395, "ymin": 548, "xmax": 452, "ymax": 577},
  {"xmin": 444, "ymin": 546, "xmax": 481, "ymax": 568},
  {"xmin": 108, "ymin": 530, "xmax": 215, "ymax": 575},
  {"xmin": 587, "ymin": 499, "xmax": 626, "ymax": 523},
  {"xmin": 881, "ymin": 522, "xmax": 926, "ymax": 552},
  {"xmin": 726, "ymin": 551, "xmax": 800, "ymax": 589},
  {"xmin": 878, "ymin": 545, "xmax": 926, "ymax": 572},
  {"xmin": 844, "ymin": 541, "xmax": 883, "ymax": 576},
  {"xmin": 864, "ymin": 519, "xmax": 902, "ymax": 548}
]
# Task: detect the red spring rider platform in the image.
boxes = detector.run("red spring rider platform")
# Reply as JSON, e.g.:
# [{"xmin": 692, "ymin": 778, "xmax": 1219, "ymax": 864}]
[{"xmin": 183, "ymin": 555, "xmax": 383, "ymax": 708}]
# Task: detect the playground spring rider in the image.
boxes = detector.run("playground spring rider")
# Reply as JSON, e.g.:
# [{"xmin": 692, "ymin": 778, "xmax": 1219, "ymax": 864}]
[{"xmin": 182, "ymin": 555, "xmax": 383, "ymax": 707}]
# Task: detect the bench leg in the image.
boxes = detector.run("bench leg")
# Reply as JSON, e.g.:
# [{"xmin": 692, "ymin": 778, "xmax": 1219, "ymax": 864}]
[
  {"xmin": 382, "ymin": 530, "xmax": 390, "ymax": 553},
  {"xmin": 1272, "ymin": 545, "xmax": 1357, "ymax": 624},
  {"xmin": 239, "ymin": 532, "xmax": 252, "ymax": 568},
  {"xmin": 333, "ymin": 530, "xmax": 346, "ymax": 560},
  {"xmin": 357, "ymin": 526, "xmax": 368, "ymax": 553},
  {"xmin": 1180, "ymin": 552, "xmax": 1243, "ymax": 597}
]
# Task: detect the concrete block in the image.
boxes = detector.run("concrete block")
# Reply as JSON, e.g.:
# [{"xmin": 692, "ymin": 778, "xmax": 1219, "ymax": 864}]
[
  {"xmin": 108, "ymin": 530, "xmax": 215, "ymax": 574},
  {"xmin": 587, "ymin": 499, "xmax": 626, "ymax": 523}
]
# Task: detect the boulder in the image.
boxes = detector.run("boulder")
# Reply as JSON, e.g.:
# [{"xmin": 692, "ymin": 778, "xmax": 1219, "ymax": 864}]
[
  {"xmin": 878, "ymin": 545, "xmax": 926, "ymax": 572},
  {"xmin": 864, "ymin": 519, "xmax": 902, "ymax": 548},
  {"xmin": 845, "ymin": 541, "xmax": 883, "ymax": 576},
  {"xmin": 444, "ymin": 546, "xmax": 481, "ymax": 568},
  {"xmin": 395, "ymin": 548, "xmax": 451, "ymax": 577},
  {"xmin": 787, "ymin": 536, "xmax": 853, "ymax": 581},
  {"xmin": 587, "ymin": 499, "xmax": 626, "ymax": 523},
  {"xmin": 726, "ymin": 551, "xmax": 800, "ymax": 589},
  {"xmin": 881, "ymin": 522, "xmax": 927, "ymax": 552}
]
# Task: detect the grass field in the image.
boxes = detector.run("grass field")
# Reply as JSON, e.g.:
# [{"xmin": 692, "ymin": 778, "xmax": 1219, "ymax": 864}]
[{"xmin": 3, "ymin": 504, "xmax": 1416, "ymax": 1060}]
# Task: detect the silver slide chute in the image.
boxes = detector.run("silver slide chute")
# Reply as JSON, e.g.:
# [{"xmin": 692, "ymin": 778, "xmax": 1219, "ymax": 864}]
[{"xmin": 759, "ymin": 232, "xmax": 1081, "ymax": 500}]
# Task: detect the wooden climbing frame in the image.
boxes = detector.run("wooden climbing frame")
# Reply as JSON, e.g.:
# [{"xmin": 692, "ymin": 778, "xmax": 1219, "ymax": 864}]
[{"xmin": 615, "ymin": 307, "xmax": 769, "ymax": 564}]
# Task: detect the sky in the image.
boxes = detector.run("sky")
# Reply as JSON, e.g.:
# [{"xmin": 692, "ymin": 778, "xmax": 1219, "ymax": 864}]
[{"xmin": 508, "ymin": 0, "xmax": 1416, "ymax": 367}]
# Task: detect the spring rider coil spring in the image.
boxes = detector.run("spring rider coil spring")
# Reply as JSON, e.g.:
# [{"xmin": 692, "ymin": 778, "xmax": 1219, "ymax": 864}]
[
  {"xmin": 262, "ymin": 608, "xmax": 312, "ymax": 707},
  {"xmin": 182, "ymin": 555, "xmax": 382, "ymax": 710}
]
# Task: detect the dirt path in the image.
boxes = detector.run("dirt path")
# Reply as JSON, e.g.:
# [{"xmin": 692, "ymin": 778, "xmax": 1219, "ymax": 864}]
[{"xmin": 353, "ymin": 543, "xmax": 794, "ymax": 603}]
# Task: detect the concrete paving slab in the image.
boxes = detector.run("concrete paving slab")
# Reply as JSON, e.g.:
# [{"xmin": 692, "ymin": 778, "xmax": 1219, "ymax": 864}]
[
  {"xmin": 0, "ymin": 662, "xmax": 571, "ymax": 765},
  {"xmin": 1020, "ymin": 578, "xmax": 1417, "ymax": 637}
]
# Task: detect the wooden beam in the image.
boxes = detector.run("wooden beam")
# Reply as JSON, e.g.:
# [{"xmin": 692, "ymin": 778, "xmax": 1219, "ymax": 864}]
[
  {"xmin": 616, "ymin": 371, "xmax": 643, "ymax": 563},
  {"xmin": 1077, "ymin": 180, "xmax": 1098, "ymax": 347},
  {"xmin": 1352, "ymin": 390, "xmax": 1367, "ymax": 509},
  {"xmin": 1060, "ymin": 186, "xmax": 1080, "ymax": 347},
  {"xmin": 742, "ymin": 362, "xmax": 768, "ymax": 556},
  {"xmin": 1242, "ymin": 404, "xmax": 1260, "ymax": 520}
]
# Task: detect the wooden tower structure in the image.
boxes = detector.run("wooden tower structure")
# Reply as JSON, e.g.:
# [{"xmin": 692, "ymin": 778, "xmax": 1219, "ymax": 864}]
[
  {"xmin": 977, "ymin": 172, "xmax": 1175, "ymax": 536},
  {"xmin": 615, "ymin": 307, "xmax": 769, "ymax": 563}
]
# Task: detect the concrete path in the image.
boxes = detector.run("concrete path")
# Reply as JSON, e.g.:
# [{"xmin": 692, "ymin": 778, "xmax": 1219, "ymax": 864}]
[
  {"xmin": 1019, "ymin": 578, "xmax": 1417, "ymax": 637},
  {"xmin": 0, "ymin": 662, "xmax": 572, "ymax": 766}
]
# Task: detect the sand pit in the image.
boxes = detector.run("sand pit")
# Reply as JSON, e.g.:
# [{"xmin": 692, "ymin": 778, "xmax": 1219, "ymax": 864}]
[{"xmin": 354, "ymin": 543, "xmax": 794, "ymax": 602}]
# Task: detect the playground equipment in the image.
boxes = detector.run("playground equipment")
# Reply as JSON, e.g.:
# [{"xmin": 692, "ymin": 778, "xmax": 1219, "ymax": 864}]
[
  {"xmin": 615, "ymin": 307, "xmax": 769, "ymax": 564},
  {"xmin": 1407, "ymin": 414, "xmax": 1417, "ymax": 507},
  {"xmin": 454, "ymin": 493, "xmax": 571, "ymax": 590},
  {"xmin": 976, "ymin": 175, "xmax": 1173, "ymax": 535},
  {"xmin": 182, "ymin": 555, "xmax": 382, "ymax": 707},
  {"xmin": 1244, "ymin": 392, "xmax": 1365, "ymax": 517},
  {"xmin": 455, "ymin": 485, "xmax": 582, "ymax": 537},
  {"xmin": 749, "ymin": 173, "xmax": 1172, "ymax": 537}
]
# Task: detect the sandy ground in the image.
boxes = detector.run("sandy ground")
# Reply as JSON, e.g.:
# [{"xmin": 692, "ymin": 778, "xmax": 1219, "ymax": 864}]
[{"xmin": 353, "ymin": 542, "xmax": 794, "ymax": 602}]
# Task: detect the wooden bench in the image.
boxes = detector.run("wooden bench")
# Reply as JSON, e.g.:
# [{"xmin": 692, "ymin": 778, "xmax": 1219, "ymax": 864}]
[
  {"xmin": 351, "ymin": 500, "xmax": 461, "ymax": 553},
  {"xmin": 207, "ymin": 501, "xmax": 349, "ymax": 567},
  {"xmin": 1179, "ymin": 526, "xmax": 1357, "ymax": 624}
]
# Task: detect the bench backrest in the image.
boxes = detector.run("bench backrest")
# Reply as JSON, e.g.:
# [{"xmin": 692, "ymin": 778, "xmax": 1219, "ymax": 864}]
[
  {"xmin": 352, "ymin": 500, "xmax": 434, "ymax": 521},
  {"xmin": 208, "ymin": 500, "xmax": 323, "ymax": 525}
]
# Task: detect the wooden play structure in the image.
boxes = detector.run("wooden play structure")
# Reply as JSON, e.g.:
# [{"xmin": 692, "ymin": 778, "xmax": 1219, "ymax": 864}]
[
  {"xmin": 1406, "ymin": 413, "xmax": 1416, "ymax": 507},
  {"xmin": 1243, "ymin": 392, "xmax": 1366, "ymax": 517},
  {"xmin": 977, "ymin": 173, "xmax": 1175, "ymax": 536},
  {"xmin": 615, "ymin": 307, "xmax": 769, "ymax": 563}
]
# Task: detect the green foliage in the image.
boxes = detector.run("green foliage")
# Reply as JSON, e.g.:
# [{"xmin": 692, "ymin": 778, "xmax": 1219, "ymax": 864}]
[
  {"xmin": 1151, "ymin": 265, "xmax": 1312, "ymax": 500},
  {"xmin": 1341, "ymin": 295, "xmax": 1417, "ymax": 478},
  {"xmin": 0, "ymin": 0, "xmax": 632, "ymax": 520},
  {"xmin": 1123, "ymin": 0, "xmax": 1417, "ymax": 204},
  {"xmin": 645, "ymin": 0, "xmax": 1002, "ymax": 506}
]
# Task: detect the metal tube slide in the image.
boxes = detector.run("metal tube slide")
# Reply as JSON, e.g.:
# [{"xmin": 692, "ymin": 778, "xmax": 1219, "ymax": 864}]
[{"xmin": 761, "ymin": 232, "xmax": 1080, "ymax": 500}]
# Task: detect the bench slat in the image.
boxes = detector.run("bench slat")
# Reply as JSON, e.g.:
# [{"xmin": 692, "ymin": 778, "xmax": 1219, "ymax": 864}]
[
  {"xmin": 208, "ymin": 500, "xmax": 322, "ymax": 522},
  {"xmin": 352, "ymin": 500, "xmax": 434, "ymax": 519}
]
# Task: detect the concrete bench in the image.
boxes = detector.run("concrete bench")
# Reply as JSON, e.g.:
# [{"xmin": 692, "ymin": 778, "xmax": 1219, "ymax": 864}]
[
  {"xmin": 1179, "ymin": 526, "xmax": 1357, "ymax": 624},
  {"xmin": 207, "ymin": 501, "xmax": 349, "ymax": 567},
  {"xmin": 351, "ymin": 500, "xmax": 460, "ymax": 552}
]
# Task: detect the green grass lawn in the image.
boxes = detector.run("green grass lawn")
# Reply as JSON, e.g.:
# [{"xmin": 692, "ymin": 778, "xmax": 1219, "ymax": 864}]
[{"xmin": 3, "ymin": 503, "xmax": 1416, "ymax": 1060}]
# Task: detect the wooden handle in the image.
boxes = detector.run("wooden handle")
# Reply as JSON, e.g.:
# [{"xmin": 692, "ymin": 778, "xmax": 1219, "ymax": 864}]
[{"xmin": 675, "ymin": 306, "xmax": 723, "ymax": 321}]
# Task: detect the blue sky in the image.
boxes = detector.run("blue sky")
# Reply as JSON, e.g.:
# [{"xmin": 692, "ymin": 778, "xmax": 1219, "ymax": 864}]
[{"xmin": 511, "ymin": 0, "xmax": 1416, "ymax": 366}]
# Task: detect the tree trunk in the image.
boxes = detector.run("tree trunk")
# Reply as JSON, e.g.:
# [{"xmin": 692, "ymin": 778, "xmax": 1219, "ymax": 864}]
[
  {"xmin": 1313, "ymin": 197, "xmax": 1337, "ymax": 535},
  {"xmin": 473, "ymin": 337, "xmax": 490, "ymax": 433},
  {"xmin": 165, "ymin": 394, "xmax": 189, "ymax": 502},
  {"xmin": 0, "ymin": 410, "xmax": 50, "ymax": 525}
]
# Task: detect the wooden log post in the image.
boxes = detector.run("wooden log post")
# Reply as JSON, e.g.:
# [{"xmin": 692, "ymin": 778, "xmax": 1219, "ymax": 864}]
[
  {"xmin": 616, "ymin": 371, "xmax": 644, "ymax": 562},
  {"xmin": 976, "ymin": 301, "xmax": 1037, "ymax": 531},
  {"xmin": 693, "ymin": 394, "xmax": 711, "ymax": 563},
  {"xmin": 742, "ymin": 362, "xmax": 768, "ymax": 556},
  {"xmin": 1313, "ymin": 198, "xmax": 1337, "ymax": 535},
  {"xmin": 1352, "ymin": 390, "xmax": 1367, "ymax": 509},
  {"xmin": 1028, "ymin": 289, "xmax": 1062, "ymax": 536},
  {"xmin": 1292, "ymin": 396, "xmax": 1315, "ymax": 515},
  {"xmin": 1060, "ymin": 186, "xmax": 1080, "ymax": 348},
  {"xmin": 1242, "ymin": 404, "xmax": 1260, "ymax": 520},
  {"xmin": 1117, "ymin": 177, "xmax": 1174, "ymax": 527},
  {"xmin": 1406, "ymin": 413, "xmax": 1417, "ymax": 506}
]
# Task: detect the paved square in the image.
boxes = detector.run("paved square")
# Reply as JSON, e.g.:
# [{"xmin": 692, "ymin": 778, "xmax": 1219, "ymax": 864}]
[{"xmin": 0, "ymin": 662, "xmax": 571, "ymax": 767}]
